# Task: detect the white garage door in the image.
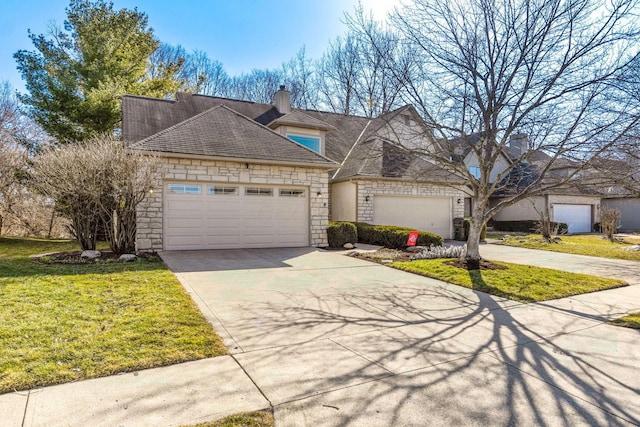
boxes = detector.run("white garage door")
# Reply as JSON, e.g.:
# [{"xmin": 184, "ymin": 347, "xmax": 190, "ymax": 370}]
[
  {"xmin": 164, "ymin": 182, "xmax": 308, "ymax": 250},
  {"xmin": 373, "ymin": 196, "xmax": 452, "ymax": 239},
  {"xmin": 553, "ymin": 204, "xmax": 592, "ymax": 233}
]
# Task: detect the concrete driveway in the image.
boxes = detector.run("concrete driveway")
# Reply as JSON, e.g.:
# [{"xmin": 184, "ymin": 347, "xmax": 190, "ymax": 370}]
[{"xmin": 162, "ymin": 247, "xmax": 640, "ymax": 426}]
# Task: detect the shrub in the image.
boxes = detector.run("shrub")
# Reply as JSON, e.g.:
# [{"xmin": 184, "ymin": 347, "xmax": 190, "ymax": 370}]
[
  {"xmin": 462, "ymin": 219, "xmax": 486, "ymax": 241},
  {"xmin": 600, "ymin": 208, "xmax": 621, "ymax": 241},
  {"xmin": 327, "ymin": 221, "xmax": 357, "ymax": 248},
  {"xmin": 411, "ymin": 244, "xmax": 466, "ymax": 260},
  {"xmin": 354, "ymin": 222, "xmax": 443, "ymax": 249},
  {"xmin": 493, "ymin": 220, "xmax": 567, "ymax": 234}
]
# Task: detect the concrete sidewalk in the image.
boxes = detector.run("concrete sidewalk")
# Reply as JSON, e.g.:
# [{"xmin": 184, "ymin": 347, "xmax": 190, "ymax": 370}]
[{"xmin": 0, "ymin": 357, "xmax": 269, "ymax": 427}]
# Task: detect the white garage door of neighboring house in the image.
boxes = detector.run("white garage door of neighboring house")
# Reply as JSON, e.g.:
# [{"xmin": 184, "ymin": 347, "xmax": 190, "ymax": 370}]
[
  {"xmin": 373, "ymin": 196, "xmax": 452, "ymax": 239},
  {"xmin": 164, "ymin": 182, "xmax": 308, "ymax": 250},
  {"xmin": 553, "ymin": 204, "xmax": 592, "ymax": 233}
]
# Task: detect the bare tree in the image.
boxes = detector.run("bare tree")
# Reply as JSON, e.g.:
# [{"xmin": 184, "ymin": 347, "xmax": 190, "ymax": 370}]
[
  {"xmin": 282, "ymin": 47, "xmax": 318, "ymax": 109},
  {"xmin": 31, "ymin": 135, "xmax": 159, "ymax": 253},
  {"xmin": 317, "ymin": 35, "xmax": 361, "ymax": 115},
  {"xmin": 0, "ymin": 81, "xmax": 63, "ymax": 237},
  {"xmin": 351, "ymin": 0, "xmax": 640, "ymax": 267},
  {"xmin": 600, "ymin": 207, "xmax": 622, "ymax": 241},
  {"xmin": 226, "ymin": 68, "xmax": 284, "ymax": 103}
]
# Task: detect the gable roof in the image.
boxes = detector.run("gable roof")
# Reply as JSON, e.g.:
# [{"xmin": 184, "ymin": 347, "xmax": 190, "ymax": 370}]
[
  {"xmin": 122, "ymin": 92, "xmax": 460, "ymax": 181},
  {"xmin": 332, "ymin": 137, "xmax": 464, "ymax": 183},
  {"xmin": 128, "ymin": 105, "xmax": 336, "ymax": 167}
]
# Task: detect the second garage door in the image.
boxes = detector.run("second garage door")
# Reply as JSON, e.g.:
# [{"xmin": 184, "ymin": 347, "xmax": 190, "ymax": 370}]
[
  {"xmin": 373, "ymin": 196, "xmax": 452, "ymax": 239},
  {"xmin": 553, "ymin": 204, "xmax": 592, "ymax": 233},
  {"xmin": 164, "ymin": 182, "xmax": 308, "ymax": 250}
]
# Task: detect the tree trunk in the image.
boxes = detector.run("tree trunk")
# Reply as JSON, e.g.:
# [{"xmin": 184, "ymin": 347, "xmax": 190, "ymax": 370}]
[{"xmin": 464, "ymin": 205, "xmax": 485, "ymax": 269}]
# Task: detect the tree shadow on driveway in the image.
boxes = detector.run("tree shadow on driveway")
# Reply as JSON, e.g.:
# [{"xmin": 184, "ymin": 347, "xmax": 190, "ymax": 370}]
[{"xmin": 228, "ymin": 276, "xmax": 639, "ymax": 425}]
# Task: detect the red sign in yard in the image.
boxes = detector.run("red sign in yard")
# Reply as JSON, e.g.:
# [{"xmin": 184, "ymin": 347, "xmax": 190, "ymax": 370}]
[{"xmin": 407, "ymin": 231, "xmax": 419, "ymax": 246}]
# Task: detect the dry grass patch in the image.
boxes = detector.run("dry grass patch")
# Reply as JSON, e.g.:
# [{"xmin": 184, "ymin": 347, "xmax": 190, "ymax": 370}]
[{"xmin": 0, "ymin": 237, "xmax": 226, "ymax": 393}]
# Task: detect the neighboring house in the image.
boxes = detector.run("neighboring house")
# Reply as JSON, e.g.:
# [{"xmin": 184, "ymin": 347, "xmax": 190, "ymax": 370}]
[
  {"xmin": 124, "ymin": 87, "xmax": 467, "ymax": 251},
  {"xmin": 602, "ymin": 186, "xmax": 640, "ymax": 232},
  {"xmin": 489, "ymin": 144, "xmax": 602, "ymax": 233},
  {"xmin": 448, "ymin": 132, "xmax": 602, "ymax": 233}
]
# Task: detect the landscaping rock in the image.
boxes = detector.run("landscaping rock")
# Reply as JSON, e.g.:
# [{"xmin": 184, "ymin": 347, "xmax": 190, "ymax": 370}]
[
  {"xmin": 119, "ymin": 254, "xmax": 137, "ymax": 262},
  {"xmin": 621, "ymin": 245, "xmax": 640, "ymax": 251},
  {"xmin": 405, "ymin": 246, "xmax": 425, "ymax": 253},
  {"xmin": 80, "ymin": 250, "xmax": 101, "ymax": 259},
  {"xmin": 343, "ymin": 243, "xmax": 355, "ymax": 249}
]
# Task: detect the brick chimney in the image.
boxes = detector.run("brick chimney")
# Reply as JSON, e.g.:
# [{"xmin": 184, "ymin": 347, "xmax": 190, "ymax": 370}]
[
  {"xmin": 509, "ymin": 133, "xmax": 528, "ymax": 158},
  {"xmin": 274, "ymin": 85, "xmax": 291, "ymax": 114}
]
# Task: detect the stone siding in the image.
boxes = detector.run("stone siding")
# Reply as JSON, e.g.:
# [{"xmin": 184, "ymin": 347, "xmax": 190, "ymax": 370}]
[{"xmin": 136, "ymin": 157, "xmax": 330, "ymax": 251}]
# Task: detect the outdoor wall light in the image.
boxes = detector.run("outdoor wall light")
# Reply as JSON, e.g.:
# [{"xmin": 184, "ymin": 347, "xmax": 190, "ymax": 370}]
[
  {"xmin": 316, "ymin": 191, "xmax": 322, "ymax": 198},
  {"xmin": 457, "ymin": 198, "xmax": 462, "ymax": 204},
  {"xmin": 365, "ymin": 195, "xmax": 370, "ymax": 202},
  {"xmin": 149, "ymin": 188, "xmax": 154, "ymax": 194}
]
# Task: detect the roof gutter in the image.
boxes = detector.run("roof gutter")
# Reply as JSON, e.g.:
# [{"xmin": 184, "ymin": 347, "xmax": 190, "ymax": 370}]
[{"xmin": 127, "ymin": 149, "xmax": 338, "ymax": 170}]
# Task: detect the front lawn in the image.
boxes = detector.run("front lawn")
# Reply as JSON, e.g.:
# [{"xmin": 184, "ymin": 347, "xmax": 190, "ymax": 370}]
[
  {"xmin": 391, "ymin": 258, "xmax": 627, "ymax": 302},
  {"xmin": 496, "ymin": 234, "xmax": 640, "ymax": 261},
  {"xmin": 608, "ymin": 312, "xmax": 640, "ymax": 329},
  {"xmin": 183, "ymin": 410, "xmax": 274, "ymax": 427},
  {"xmin": 0, "ymin": 237, "xmax": 227, "ymax": 394}
]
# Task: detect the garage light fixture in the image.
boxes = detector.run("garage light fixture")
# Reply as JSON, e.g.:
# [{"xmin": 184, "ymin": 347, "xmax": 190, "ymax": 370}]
[
  {"xmin": 316, "ymin": 191, "xmax": 322, "ymax": 198},
  {"xmin": 457, "ymin": 198, "xmax": 461, "ymax": 204},
  {"xmin": 365, "ymin": 195, "xmax": 370, "ymax": 202}
]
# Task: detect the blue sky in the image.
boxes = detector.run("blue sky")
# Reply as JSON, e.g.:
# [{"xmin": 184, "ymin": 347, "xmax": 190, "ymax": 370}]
[{"xmin": 0, "ymin": 0, "xmax": 398, "ymax": 94}]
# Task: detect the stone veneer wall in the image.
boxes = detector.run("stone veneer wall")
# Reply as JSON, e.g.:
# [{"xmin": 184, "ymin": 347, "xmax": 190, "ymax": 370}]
[
  {"xmin": 136, "ymin": 157, "xmax": 330, "ymax": 251},
  {"xmin": 355, "ymin": 179, "xmax": 466, "ymax": 222}
]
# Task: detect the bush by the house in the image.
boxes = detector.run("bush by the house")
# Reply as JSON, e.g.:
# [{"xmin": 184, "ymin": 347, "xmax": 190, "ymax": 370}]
[
  {"xmin": 462, "ymin": 219, "xmax": 487, "ymax": 241},
  {"xmin": 327, "ymin": 221, "xmax": 357, "ymax": 248},
  {"xmin": 493, "ymin": 220, "xmax": 567, "ymax": 234},
  {"xmin": 411, "ymin": 244, "xmax": 466, "ymax": 260},
  {"xmin": 355, "ymin": 222, "xmax": 443, "ymax": 249}
]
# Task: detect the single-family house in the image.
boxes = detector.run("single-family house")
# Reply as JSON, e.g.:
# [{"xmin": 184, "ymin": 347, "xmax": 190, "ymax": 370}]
[{"xmin": 124, "ymin": 87, "xmax": 467, "ymax": 251}]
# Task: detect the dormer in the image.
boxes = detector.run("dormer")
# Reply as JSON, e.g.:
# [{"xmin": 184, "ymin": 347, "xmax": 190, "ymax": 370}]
[{"xmin": 269, "ymin": 86, "xmax": 335, "ymax": 155}]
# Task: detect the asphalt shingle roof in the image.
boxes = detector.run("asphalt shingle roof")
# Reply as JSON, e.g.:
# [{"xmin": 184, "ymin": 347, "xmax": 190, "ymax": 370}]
[
  {"xmin": 122, "ymin": 92, "xmax": 459, "ymax": 181},
  {"xmin": 128, "ymin": 105, "xmax": 335, "ymax": 166}
]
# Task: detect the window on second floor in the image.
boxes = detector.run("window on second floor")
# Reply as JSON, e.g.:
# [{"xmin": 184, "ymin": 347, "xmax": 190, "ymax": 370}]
[
  {"xmin": 288, "ymin": 134, "xmax": 321, "ymax": 153},
  {"xmin": 469, "ymin": 166, "xmax": 481, "ymax": 179}
]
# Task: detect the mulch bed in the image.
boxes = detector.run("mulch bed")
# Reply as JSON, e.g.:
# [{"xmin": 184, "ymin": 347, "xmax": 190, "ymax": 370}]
[
  {"xmin": 445, "ymin": 258, "xmax": 507, "ymax": 271},
  {"xmin": 32, "ymin": 251, "xmax": 160, "ymax": 265},
  {"xmin": 354, "ymin": 248, "xmax": 505, "ymax": 271}
]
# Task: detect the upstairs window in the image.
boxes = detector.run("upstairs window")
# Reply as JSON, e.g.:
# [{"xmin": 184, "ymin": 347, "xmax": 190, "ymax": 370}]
[
  {"xmin": 469, "ymin": 166, "xmax": 481, "ymax": 179},
  {"xmin": 288, "ymin": 134, "xmax": 321, "ymax": 153}
]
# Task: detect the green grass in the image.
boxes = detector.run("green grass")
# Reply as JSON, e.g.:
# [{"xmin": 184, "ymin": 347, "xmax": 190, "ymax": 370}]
[
  {"xmin": 608, "ymin": 312, "xmax": 640, "ymax": 329},
  {"xmin": 497, "ymin": 234, "xmax": 640, "ymax": 261},
  {"xmin": 183, "ymin": 410, "xmax": 274, "ymax": 427},
  {"xmin": 0, "ymin": 237, "xmax": 227, "ymax": 393},
  {"xmin": 391, "ymin": 258, "xmax": 627, "ymax": 302}
]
